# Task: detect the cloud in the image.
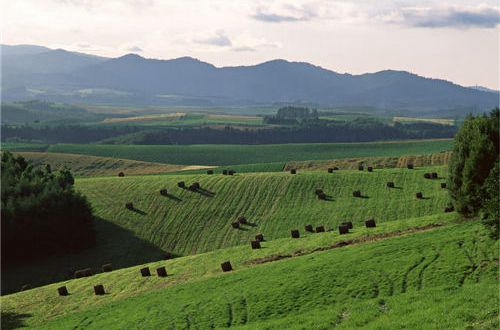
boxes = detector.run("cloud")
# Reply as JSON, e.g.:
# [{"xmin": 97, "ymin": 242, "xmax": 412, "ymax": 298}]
[
  {"xmin": 387, "ymin": 6, "xmax": 500, "ymax": 29},
  {"xmin": 194, "ymin": 30, "xmax": 232, "ymax": 47},
  {"xmin": 252, "ymin": 4, "xmax": 317, "ymax": 23},
  {"xmin": 232, "ymin": 46, "xmax": 256, "ymax": 52},
  {"xmin": 126, "ymin": 46, "xmax": 143, "ymax": 52}
]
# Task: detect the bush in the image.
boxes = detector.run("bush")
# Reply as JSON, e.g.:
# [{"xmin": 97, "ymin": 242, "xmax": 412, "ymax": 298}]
[{"xmin": 1, "ymin": 151, "xmax": 95, "ymax": 263}]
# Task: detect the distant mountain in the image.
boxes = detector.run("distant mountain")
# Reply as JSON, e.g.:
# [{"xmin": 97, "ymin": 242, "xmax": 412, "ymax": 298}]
[
  {"xmin": 469, "ymin": 86, "xmax": 499, "ymax": 94},
  {"xmin": 1, "ymin": 44, "xmax": 498, "ymax": 115}
]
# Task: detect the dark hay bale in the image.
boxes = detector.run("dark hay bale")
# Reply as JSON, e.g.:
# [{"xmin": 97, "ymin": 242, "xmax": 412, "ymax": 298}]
[
  {"xmin": 353, "ymin": 190, "xmax": 361, "ymax": 198},
  {"xmin": 367, "ymin": 166, "xmax": 373, "ymax": 172},
  {"xmin": 333, "ymin": 167, "xmax": 339, "ymax": 170},
  {"xmin": 164, "ymin": 252, "xmax": 172, "ymax": 260},
  {"xmin": 416, "ymin": 192, "xmax": 423, "ymax": 199},
  {"xmin": 441, "ymin": 182, "xmax": 447, "ymax": 188},
  {"xmin": 304, "ymin": 224, "xmax": 313, "ymax": 232},
  {"xmin": 156, "ymin": 266, "xmax": 168, "ymax": 277},
  {"xmin": 251, "ymin": 241, "xmax": 261, "ymax": 249},
  {"xmin": 102, "ymin": 263, "xmax": 113, "ymax": 272},
  {"xmin": 386, "ymin": 182, "xmax": 395, "ymax": 188},
  {"xmin": 228, "ymin": 170, "xmax": 236, "ymax": 175},
  {"xmin": 192, "ymin": 182, "xmax": 200, "ymax": 189},
  {"xmin": 74, "ymin": 268, "xmax": 92, "ymax": 279},
  {"xmin": 207, "ymin": 169, "xmax": 214, "ymax": 175},
  {"xmin": 255, "ymin": 234, "xmax": 264, "ymax": 242},
  {"xmin": 118, "ymin": 172, "xmax": 125, "ymax": 177},
  {"xmin": 231, "ymin": 222, "xmax": 240, "ymax": 229},
  {"xmin": 222, "ymin": 170, "xmax": 228, "ymax": 175},
  {"xmin": 94, "ymin": 284, "xmax": 105, "ymax": 295},
  {"xmin": 407, "ymin": 164, "xmax": 414, "ymax": 169},
  {"xmin": 177, "ymin": 181, "xmax": 185, "ymax": 188},
  {"xmin": 315, "ymin": 225, "xmax": 325, "ymax": 233},
  {"xmin": 317, "ymin": 192, "xmax": 326, "ymax": 200},
  {"xmin": 57, "ymin": 286, "xmax": 68, "ymax": 296},
  {"xmin": 341, "ymin": 221, "xmax": 353, "ymax": 229},
  {"xmin": 315, "ymin": 188, "xmax": 323, "ymax": 195},
  {"xmin": 140, "ymin": 267, "xmax": 151, "ymax": 277},
  {"xmin": 339, "ymin": 225, "xmax": 349, "ymax": 235},
  {"xmin": 21, "ymin": 284, "xmax": 31, "ymax": 291},
  {"xmin": 238, "ymin": 216, "xmax": 247, "ymax": 224},
  {"xmin": 290, "ymin": 169, "xmax": 297, "ymax": 174},
  {"xmin": 221, "ymin": 261, "xmax": 232, "ymax": 272},
  {"xmin": 444, "ymin": 206, "xmax": 454, "ymax": 213},
  {"xmin": 125, "ymin": 202, "xmax": 134, "ymax": 210},
  {"xmin": 358, "ymin": 165, "xmax": 364, "ymax": 171},
  {"xmin": 328, "ymin": 168, "xmax": 334, "ymax": 173},
  {"xmin": 431, "ymin": 172, "xmax": 438, "ymax": 179},
  {"xmin": 424, "ymin": 173, "xmax": 431, "ymax": 179},
  {"xmin": 291, "ymin": 229, "xmax": 300, "ymax": 238},
  {"xmin": 160, "ymin": 189, "xmax": 168, "ymax": 196},
  {"xmin": 365, "ymin": 219, "xmax": 376, "ymax": 228}
]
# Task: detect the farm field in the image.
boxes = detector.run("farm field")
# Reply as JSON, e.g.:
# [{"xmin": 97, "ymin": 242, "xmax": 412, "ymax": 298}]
[
  {"xmin": 2, "ymin": 166, "xmax": 451, "ymax": 293},
  {"xmin": 41, "ymin": 139, "xmax": 453, "ymax": 166},
  {"xmin": 2, "ymin": 219, "xmax": 497, "ymax": 329}
]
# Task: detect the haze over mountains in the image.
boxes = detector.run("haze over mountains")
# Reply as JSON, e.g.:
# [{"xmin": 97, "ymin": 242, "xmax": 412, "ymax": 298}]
[{"xmin": 2, "ymin": 44, "xmax": 498, "ymax": 115}]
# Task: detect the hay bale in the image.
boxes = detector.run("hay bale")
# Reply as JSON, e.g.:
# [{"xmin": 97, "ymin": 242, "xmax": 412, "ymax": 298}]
[
  {"xmin": 238, "ymin": 216, "xmax": 247, "ymax": 224},
  {"xmin": 304, "ymin": 224, "xmax": 313, "ymax": 232},
  {"xmin": 207, "ymin": 169, "xmax": 214, "ymax": 175},
  {"xmin": 21, "ymin": 284, "xmax": 31, "ymax": 291},
  {"xmin": 177, "ymin": 181, "xmax": 185, "ymax": 188},
  {"xmin": 228, "ymin": 170, "xmax": 236, "ymax": 175},
  {"xmin": 416, "ymin": 192, "xmax": 423, "ymax": 199},
  {"xmin": 156, "ymin": 266, "xmax": 168, "ymax": 277},
  {"xmin": 444, "ymin": 206, "xmax": 454, "ymax": 213},
  {"xmin": 315, "ymin": 225, "xmax": 325, "ymax": 233},
  {"xmin": 94, "ymin": 284, "xmax": 105, "ymax": 295},
  {"xmin": 315, "ymin": 188, "xmax": 323, "ymax": 195},
  {"xmin": 424, "ymin": 173, "xmax": 431, "ymax": 179},
  {"xmin": 102, "ymin": 263, "xmax": 113, "ymax": 272},
  {"xmin": 57, "ymin": 286, "xmax": 68, "ymax": 296},
  {"xmin": 358, "ymin": 165, "xmax": 364, "ymax": 171},
  {"xmin": 140, "ymin": 267, "xmax": 151, "ymax": 277},
  {"xmin": 74, "ymin": 268, "xmax": 92, "ymax": 279},
  {"xmin": 231, "ymin": 222, "xmax": 240, "ymax": 229},
  {"xmin": 327, "ymin": 168, "xmax": 334, "ymax": 173},
  {"xmin": 431, "ymin": 172, "xmax": 438, "ymax": 179},
  {"xmin": 386, "ymin": 182, "xmax": 395, "ymax": 188},
  {"xmin": 255, "ymin": 233, "xmax": 264, "ymax": 241},
  {"xmin": 291, "ymin": 229, "xmax": 300, "ymax": 238},
  {"xmin": 341, "ymin": 221, "xmax": 353, "ymax": 229},
  {"xmin": 290, "ymin": 169, "xmax": 297, "ymax": 174},
  {"xmin": 353, "ymin": 190, "xmax": 361, "ymax": 198},
  {"xmin": 333, "ymin": 166, "xmax": 339, "ymax": 170},
  {"xmin": 367, "ymin": 166, "xmax": 373, "ymax": 172},
  {"xmin": 125, "ymin": 202, "xmax": 134, "ymax": 210},
  {"xmin": 365, "ymin": 219, "xmax": 376, "ymax": 228},
  {"xmin": 192, "ymin": 182, "xmax": 200, "ymax": 189},
  {"xmin": 221, "ymin": 261, "xmax": 232, "ymax": 272},
  {"xmin": 317, "ymin": 192, "xmax": 327, "ymax": 200},
  {"xmin": 407, "ymin": 164, "xmax": 414, "ymax": 169},
  {"xmin": 339, "ymin": 225, "xmax": 349, "ymax": 235},
  {"xmin": 160, "ymin": 189, "xmax": 168, "ymax": 196},
  {"xmin": 164, "ymin": 252, "xmax": 172, "ymax": 260},
  {"xmin": 118, "ymin": 172, "xmax": 125, "ymax": 177},
  {"xmin": 441, "ymin": 182, "xmax": 447, "ymax": 188},
  {"xmin": 251, "ymin": 241, "xmax": 261, "ymax": 249},
  {"xmin": 222, "ymin": 170, "xmax": 228, "ymax": 175}
]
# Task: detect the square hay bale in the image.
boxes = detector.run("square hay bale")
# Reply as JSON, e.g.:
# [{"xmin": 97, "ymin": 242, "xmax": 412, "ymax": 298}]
[
  {"xmin": 255, "ymin": 234, "xmax": 264, "ymax": 241},
  {"xmin": 156, "ymin": 266, "xmax": 168, "ymax": 277},
  {"xmin": 407, "ymin": 164, "xmax": 414, "ymax": 169},
  {"xmin": 315, "ymin": 225, "xmax": 325, "ymax": 233},
  {"xmin": 231, "ymin": 222, "xmax": 240, "ymax": 229},
  {"xmin": 228, "ymin": 170, "xmax": 236, "ymax": 175},
  {"xmin": 317, "ymin": 192, "xmax": 327, "ymax": 200},
  {"xmin": 290, "ymin": 169, "xmax": 297, "ymax": 174},
  {"xmin": 222, "ymin": 170, "xmax": 228, "ymax": 175},
  {"xmin": 57, "ymin": 286, "xmax": 68, "ymax": 296},
  {"xmin": 207, "ymin": 169, "xmax": 214, "ymax": 175},
  {"xmin": 177, "ymin": 181, "xmax": 185, "ymax": 188},
  {"xmin": 125, "ymin": 202, "xmax": 134, "ymax": 210},
  {"xmin": 140, "ymin": 267, "xmax": 151, "ymax": 277},
  {"xmin": 441, "ymin": 182, "xmax": 447, "ymax": 189},
  {"xmin": 251, "ymin": 241, "xmax": 261, "ymax": 249},
  {"xmin": 386, "ymin": 182, "xmax": 395, "ymax": 188},
  {"xmin": 238, "ymin": 216, "xmax": 247, "ymax": 224},
  {"xmin": 339, "ymin": 225, "xmax": 349, "ymax": 235},
  {"xmin": 353, "ymin": 190, "xmax": 361, "ymax": 198},
  {"xmin": 118, "ymin": 172, "xmax": 125, "ymax": 177},
  {"xmin": 102, "ymin": 264, "xmax": 113, "ymax": 272},
  {"xmin": 221, "ymin": 261, "xmax": 232, "ymax": 272},
  {"xmin": 160, "ymin": 189, "xmax": 168, "ymax": 196},
  {"xmin": 365, "ymin": 219, "xmax": 376, "ymax": 228},
  {"xmin": 341, "ymin": 221, "xmax": 353, "ymax": 229},
  {"xmin": 431, "ymin": 172, "xmax": 438, "ymax": 179},
  {"xmin": 358, "ymin": 165, "xmax": 364, "ymax": 171},
  {"xmin": 444, "ymin": 206, "xmax": 454, "ymax": 213},
  {"xmin": 192, "ymin": 182, "xmax": 200, "ymax": 189},
  {"xmin": 315, "ymin": 188, "xmax": 323, "ymax": 195},
  {"xmin": 304, "ymin": 224, "xmax": 313, "ymax": 232},
  {"xmin": 164, "ymin": 252, "xmax": 172, "ymax": 260},
  {"xmin": 291, "ymin": 229, "xmax": 300, "ymax": 238},
  {"xmin": 328, "ymin": 168, "xmax": 334, "ymax": 173},
  {"xmin": 424, "ymin": 173, "xmax": 431, "ymax": 179},
  {"xmin": 94, "ymin": 284, "xmax": 105, "ymax": 295},
  {"xmin": 416, "ymin": 192, "xmax": 423, "ymax": 199},
  {"xmin": 74, "ymin": 268, "xmax": 92, "ymax": 279},
  {"xmin": 367, "ymin": 166, "xmax": 373, "ymax": 172}
]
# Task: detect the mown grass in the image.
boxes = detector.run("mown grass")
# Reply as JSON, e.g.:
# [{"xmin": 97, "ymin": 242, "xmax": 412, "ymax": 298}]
[
  {"xmin": 0, "ymin": 143, "xmax": 49, "ymax": 152},
  {"xmin": 45, "ymin": 139, "xmax": 453, "ymax": 165},
  {"xmin": 2, "ymin": 219, "xmax": 497, "ymax": 329}
]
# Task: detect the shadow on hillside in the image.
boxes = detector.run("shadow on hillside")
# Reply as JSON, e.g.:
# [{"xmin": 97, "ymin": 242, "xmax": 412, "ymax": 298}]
[
  {"xmin": 1, "ymin": 217, "xmax": 165, "ymax": 295},
  {"xmin": 163, "ymin": 194, "xmax": 182, "ymax": 202},
  {"xmin": 1, "ymin": 311, "xmax": 32, "ymax": 330},
  {"xmin": 131, "ymin": 207, "xmax": 147, "ymax": 215},
  {"xmin": 196, "ymin": 188, "xmax": 216, "ymax": 197}
]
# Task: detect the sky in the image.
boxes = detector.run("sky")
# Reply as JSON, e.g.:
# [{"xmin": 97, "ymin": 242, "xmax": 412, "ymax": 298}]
[{"xmin": 1, "ymin": 0, "xmax": 499, "ymax": 89}]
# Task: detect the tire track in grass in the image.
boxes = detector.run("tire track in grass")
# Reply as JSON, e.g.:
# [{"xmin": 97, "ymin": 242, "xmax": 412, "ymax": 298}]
[
  {"xmin": 401, "ymin": 256, "xmax": 425, "ymax": 293},
  {"xmin": 417, "ymin": 251, "xmax": 440, "ymax": 290}
]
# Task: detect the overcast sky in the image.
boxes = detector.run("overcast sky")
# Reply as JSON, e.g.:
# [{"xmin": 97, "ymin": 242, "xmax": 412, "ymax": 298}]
[{"xmin": 1, "ymin": 0, "xmax": 499, "ymax": 89}]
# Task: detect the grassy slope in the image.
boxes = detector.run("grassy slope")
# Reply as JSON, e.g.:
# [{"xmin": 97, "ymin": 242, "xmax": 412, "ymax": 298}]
[
  {"xmin": 46, "ymin": 139, "xmax": 453, "ymax": 165},
  {"xmin": 2, "ymin": 167, "xmax": 450, "ymax": 294},
  {"xmin": 14, "ymin": 152, "xmax": 212, "ymax": 177},
  {"xmin": 2, "ymin": 219, "xmax": 497, "ymax": 329}
]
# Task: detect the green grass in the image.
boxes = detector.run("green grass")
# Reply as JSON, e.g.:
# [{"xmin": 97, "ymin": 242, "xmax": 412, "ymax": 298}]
[
  {"xmin": 2, "ymin": 219, "xmax": 497, "ymax": 329},
  {"xmin": 46, "ymin": 139, "xmax": 453, "ymax": 166},
  {"xmin": 1, "ymin": 143, "xmax": 49, "ymax": 152},
  {"xmin": 3, "ymin": 166, "xmax": 451, "ymax": 294}
]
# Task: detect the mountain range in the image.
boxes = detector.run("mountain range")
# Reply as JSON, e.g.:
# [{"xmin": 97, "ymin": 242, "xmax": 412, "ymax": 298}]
[{"xmin": 2, "ymin": 44, "xmax": 498, "ymax": 115}]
